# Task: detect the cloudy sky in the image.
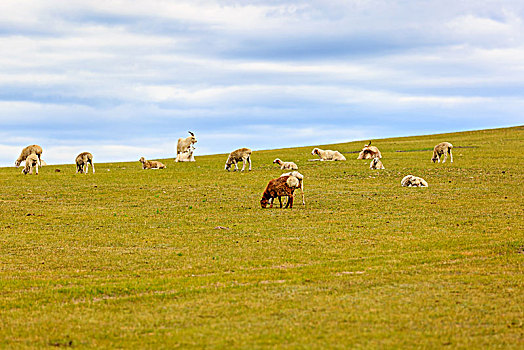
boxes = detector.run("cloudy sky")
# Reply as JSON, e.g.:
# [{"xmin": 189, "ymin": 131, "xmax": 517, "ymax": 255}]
[{"xmin": 1, "ymin": 0, "xmax": 523, "ymax": 166}]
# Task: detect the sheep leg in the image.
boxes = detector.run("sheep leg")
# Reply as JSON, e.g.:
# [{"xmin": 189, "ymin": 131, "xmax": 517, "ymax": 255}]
[
  {"xmin": 285, "ymin": 194, "xmax": 293, "ymax": 209},
  {"xmin": 91, "ymin": 161, "xmax": 95, "ymax": 173},
  {"xmin": 268, "ymin": 197, "xmax": 273, "ymax": 208},
  {"xmin": 38, "ymin": 154, "xmax": 42, "ymax": 167},
  {"xmin": 300, "ymin": 183, "xmax": 305, "ymax": 205},
  {"xmin": 442, "ymin": 152, "xmax": 447, "ymax": 163},
  {"xmin": 247, "ymin": 156, "xmax": 252, "ymax": 171},
  {"xmin": 241, "ymin": 158, "xmax": 246, "ymax": 171},
  {"xmin": 84, "ymin": 163, "xmax": 89, "ymax": 174},
  {"xmin": 233, "ymin": 160, "xmax": 239, "ymax": 171},
  {"xmin": 449, "ymin": 149, "xmax": 453, "ymax": 163},
  {"xmin": 34, "ymin": 164, "xmax": 39, "ymax": 175},
  {"xmin": 278, "ymin": 196, "xmax": 282, "ymax": 208}
]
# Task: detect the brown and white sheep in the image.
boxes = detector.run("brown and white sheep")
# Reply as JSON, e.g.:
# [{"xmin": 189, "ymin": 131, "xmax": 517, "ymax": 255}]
[
  {"xmin": 357, "ymin": 141, "xmax": 382, "ymax": 159},
  {"xmin": 311, "ymin": 148, "xmax": 346, "ymax": 161},
  {"xmin": 370, "ymin": 157, "xmax": 385, "ymax": 170},
  {"xmin": 273, "ymin": 158, "xmax": 298, "ymax": 170},
  {"xmin": 175, "ymin": 131, "xmax": 197, "ymax": 162},
  {"xmin": 22, "ymin": 153, "xmax": 39, "ymax": 175},
  {"xmin": 75, "ymin": 152, "xmax": 95, "ymax": 174},
  {"xmin": 139, "ymin": 157, "xmax": 166, "ymax": 169},
  {"xmin": 277, "ymin": 171, "xmax": 305, "ymax": 206},
  {"xmin": 260, "ymin": 175, "xmax": 300, "ymax": 209},
  {"xmin": 401, "ymin": 175, "xmax": 428, "ymax": 187},
  {"xmin": 431, "ymin": 142, "xmax": 453, "ymax": 163},
  {"xmin": 15, "ymin": 144, "xmax": 43, "ymax": 167},
  {"xmin": 225, "ymin": 148, "xmax": 252, "ymax": 171}
]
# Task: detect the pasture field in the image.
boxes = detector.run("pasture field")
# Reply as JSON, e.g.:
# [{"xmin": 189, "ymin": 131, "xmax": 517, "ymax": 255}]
[{"xmin": 1, "ymin": 126, "xmax": 523, "ymax": 348}]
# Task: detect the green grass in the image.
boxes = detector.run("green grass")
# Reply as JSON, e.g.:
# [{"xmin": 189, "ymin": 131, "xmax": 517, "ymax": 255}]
[{"xmin": 1, "ymin": 126, "xmax": 523, "ymax": 349}]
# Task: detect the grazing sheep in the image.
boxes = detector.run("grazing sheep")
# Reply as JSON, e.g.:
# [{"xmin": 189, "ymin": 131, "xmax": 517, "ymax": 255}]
[
  {"xmin": 175, "ymin": 131, "xmax": 197, "ymax": 162},
  {"xmin": 431, "ymin": 142, "xmax": 453, "ymax": 163},
  {"xmin": 22, "ymin": 154, "xmax": 39, "ymax": 175},
  {"xmin": 311, "ymin": 148, "xmax": 346, "ymax": 161},
  {"xmin": 261, "ymin": 175, "xmax": 300, "ymax": 209},
  {"xmin": 139, "ymin": 157, "xmax": 166, "ymax": 169},
  {"xmin": 273, "ymin": 158, "xmax": 298, "ymax": 170},
  {"xmin": 225, "ymin": 148, "xmax": 252, "ymax": 171},
  {"xmin": 401, "ymin": 175, "xmax": 428, "ymax": 187},
  {"xmin": 176, "ymin": 144, "xmax": 195, "ymax": 162},
  {"xmin": 15, "ymin": 145, "xmax": 43, "ymax": 167},
  {"xmin": 274, "ymin": 171, "xmax": 305, "ymax": 206},
  {"xmin": 357, "ymin": 141, "xmax": 382, "ymax": 159},
  {"xmin": 370, "ymin": 157, "xmax": 385, "ymax": 170},
  {"xmin": 75, "ymin": 152, "xmax": 95, "ymax": 174}
]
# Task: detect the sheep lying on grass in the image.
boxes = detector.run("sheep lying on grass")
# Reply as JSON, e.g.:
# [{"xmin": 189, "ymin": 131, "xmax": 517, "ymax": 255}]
[
  {"xmin": 273, "ymin": 158, "xmax": 298, "ymax": 170},
  {"xmin": 176, "ymin": 132, "xmax": 197, "ymax": 162},
  {"xmin": 370, "ymin": 157, "xmax": 385, "ymax": 169},
  {"xmin": 76, "ymin": 152, "xmax": 95, "ymax": 174},
  {"xmin": 401, "ymin": 175, "xmax": 428, "ymax": 187},
  {"xmin": 311, "ymin": 148, "xmax": 346, "ymax": 161},
  {"xmin": 22, "ymin": 154, "xmax": 39, "ymax": 175},
  {"xmin": 225, "ymin": 148, "xmax": 252, "ymax": 171},
  {"xmin": 15, "ymin": 145, "xmax": 43, "ymax": 167},
  {"xmin": 357, "ymin": 141, "xmax": 382, "ymax": 159},
  {"xmin": 432, "ymin": 142, "xmax": 453, "ymax": 163},
  {"xmin": 139, "ymin": 157, "xmax": 166, "ymax": 169},
  {"xmin": 261, "ymin": 175, "xmax": 300, "ymax": 209}
]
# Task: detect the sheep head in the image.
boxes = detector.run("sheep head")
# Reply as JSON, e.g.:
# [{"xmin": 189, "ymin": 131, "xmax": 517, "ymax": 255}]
[
  {"xmin": 273, "ymin": 158, "xmax": 282, "ymax": 165},
  {"xmin": 188, "ymin": 131, "xmax": 197, "ymax": 144},
  {"xmin": 224, "ymin": 157, "xmax": 233, "ymax": 171},
  {"xmin": 260, "ymin": 197, "xmax": 269, "ymax": 208},
  {"xmin": 311, "ymin": 148, "xmax": 319, "ymax": 155},
  {"xmin": 431, "ymin": 156, "xmax": 438, "ymax": 163},
  {"xmin": 15, "ymin": 159, "xmax": 21, "ymax": 167},
  {"xmin": 139, "ymin": 157, "xmax": 146, "ymax": 163}
]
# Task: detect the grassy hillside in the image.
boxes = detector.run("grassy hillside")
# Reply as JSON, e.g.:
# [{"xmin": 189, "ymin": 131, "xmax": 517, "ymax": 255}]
[{"xmin": 1, "ymin": 126, "xmax": 523, "ymax": 348}]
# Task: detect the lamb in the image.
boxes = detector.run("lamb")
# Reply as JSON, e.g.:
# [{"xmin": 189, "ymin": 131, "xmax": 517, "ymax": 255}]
[
  {"xmin": 176, "ymin": 144, "xmax": 195, "ymax": 162},
  {"xmin": 311, "ymin": 148, "xmax": 346, "ymax": 161},
  {"xmin": 431, "ymin": 142, "xmax": 453, "ymax": 163},
  {"xmin": 75, "ymin": 152, "xmax": 95, "ymax": 174},
  {"xmin": 357, "ymin": 141, "xmax": 382, "ymax": 159},
  {"xmin": 401, "ymin": 175, "xmax": 428, "ymax": 187},
  {"xmin": 370, "ymin": 157, "xmax": 385, "ymax": 170},
  {"xmin": 175, "ymin": 131, "xmax": 197, "ymax": 162},
  {"xmin": 260, "ymin": 175, "xmax": 300, "ymax": 209},
  {"xmin": 273, "ymin": 158, "xmax": 298, "ymax": 170},
  {"xmin": 15, "ymin": 145, "xmax": 43, "ymax": 167},
  {"xmin": 225, "ymin": 148, "xmax": 252, "ymax": 171},
  {"xmin": 139, "ymin": 157, "xmax": 166, "ymax": 169},
  {"xmin": 22, "ymin": 153, "xmax": 39, "ymax": 175}
]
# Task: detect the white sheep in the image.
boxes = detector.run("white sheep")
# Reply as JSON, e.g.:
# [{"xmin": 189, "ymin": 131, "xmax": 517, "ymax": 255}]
[
  {"xmin": 370, "ymin": 157, "xmax": 385, "ymax": 169},
  {"xmin": 401, "ymin": 175, "xmax": 428, "ymax": 187},
  {"xmin": 225, "ymin": 148, "xmax": 252, "ymax": 171},
  {"xmin": 139, "ymin": 157, "xmax": 166, "ymax": 169},
  {"xmin": 76, "ymin": 152, "xmax": 95, "ymax": 174},
  {"xmin": 15, "ymin": 145, "xmax": 43, "ymax": 167},
  {"xmin": 311, "ymin": 148, "xmax": 346, "ymax": 161},
  {"xmin": 176, "ymin": 144, "xmax": 195, "ymax": 162},
  {"xmin": 357, "ymin": 141, "xmax": 382, "ymax": 159},
  {"xmin": 175, "ymin": 131, "xmax": 197, "ymax": 162},
  {"xmin": 22, "ymin": 153, "xmax": 39, "ymax": 175},
  {"xmin": 431, "ymin": 142, "xmax": 453, "ymax": 163},
  {"xmin": 273, "ymin": 158, "xmax": 298, "ymax": 170}
]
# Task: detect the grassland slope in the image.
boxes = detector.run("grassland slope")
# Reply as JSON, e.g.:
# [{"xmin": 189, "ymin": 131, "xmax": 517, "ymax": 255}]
[{"xmin": 1, "ymin": 126, "xmax": 523, "ymax": 348}]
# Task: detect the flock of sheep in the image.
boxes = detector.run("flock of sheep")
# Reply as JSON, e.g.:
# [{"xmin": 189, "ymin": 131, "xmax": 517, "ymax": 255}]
[{"xmin": 14, "ymin": 131, "xmax": 454, "ymax": 209}]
